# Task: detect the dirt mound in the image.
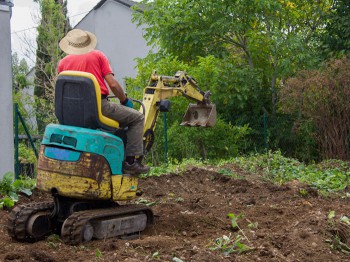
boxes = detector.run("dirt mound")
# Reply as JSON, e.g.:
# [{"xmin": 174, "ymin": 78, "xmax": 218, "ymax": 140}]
[{"xmin": 1, "ymin": 165, "xmax": 350, "ymax": 261}]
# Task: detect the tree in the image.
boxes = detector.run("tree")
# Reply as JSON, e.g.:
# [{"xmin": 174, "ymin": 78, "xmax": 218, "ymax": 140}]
[
  {"xmin": 134, "ymin": 0, "xmax": 333, "ymax": 115},
  {"xmin": 34, "ymin": 0, "xmax": 70, "ymax": 133},
  {"xmin": 12, "ymin": 53, "xmax": 37, "ymax": 133},
  {"xmin": 321, "ymin": 0, "xmax": 350, "ymax": 56},
  {"xmin": 12, "ymin": 53, "xmax": 30, "ymax": 92}
]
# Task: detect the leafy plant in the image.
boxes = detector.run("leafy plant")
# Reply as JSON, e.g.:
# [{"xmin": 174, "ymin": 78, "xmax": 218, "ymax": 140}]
[
  {"xmin": 0, "ymin": 196, "xmax": 17, "ymax": 210},
  {"xmin": 209, "ymin": 234, "xmax": 252, "ymax": 256},
  {"xmin": 217, "ymin": 168, "xmax": 245, "ymax": 180},
  {"xmin": 0, "ymin": 172, "xmax": 36, "ymax": 209},
  {"xmin": 298, "ymin": 188, "xmax": 309, "ymax": 197},
  {"xmin": 0, "ymin": 172, "xmax": 14, "ymax": 195},
  {"xmin": 18, "ymin": 143, "xmax": 37, "ymax": 164},
  {"xmin": 327, "ymin": 211, "xmax": 350, "ymax": 254},
  {"xmin": 209, "ymin": 212, "xmax": 253, "ymax": 256},
  {"xmin": 12, "ymin": 176, "xmax": 36, "ymax": 196},
  {"xmin": 227, "ymin": 213, "xmax": 250, "ymax": 242},
  {"xmin": 227, "ymin": 213, "xmax": 244, "ymax": 230},
  {"xmin": 47, "ymin": 234, "xmax": 63, "ymax": 250},
  {"xmin": 152, "ymin": 251, "xmax": 160, "ymax": 259},
  {"xmin": 330, "ymin": 235, "xmax": 350, "ymax": 255},
  {"xmin": 247, "ymin": 220, "xmax": 259, "ymax": 229},
  {"xmin": 0, "ymin": 172, "xmax": 19, "ymax": 209},
  {"xmin": 145, "ymin": 158, "xmax": 205, "ymax": 177},
  {"xmin": 95, "ymin": 248, "xmax": 103, "ymax": 259},
  {"xmin": 135, "ymin": 198, "xmax": 159, "ymax": 207},
  {"xmin": 328, "ymin": 210, "xmax": 336, "ymax": 222}
]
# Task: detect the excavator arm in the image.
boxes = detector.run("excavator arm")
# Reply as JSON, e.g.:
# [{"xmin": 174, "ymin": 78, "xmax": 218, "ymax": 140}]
[{"xmin": 139, "ymin": 71, "xmax": 217, "ymax": 155}]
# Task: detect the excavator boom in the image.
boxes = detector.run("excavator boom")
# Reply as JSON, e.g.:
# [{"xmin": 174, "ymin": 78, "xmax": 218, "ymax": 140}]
[{"xmin": 140, "ymin": 71, "xmax": 217, "ymax": 154}]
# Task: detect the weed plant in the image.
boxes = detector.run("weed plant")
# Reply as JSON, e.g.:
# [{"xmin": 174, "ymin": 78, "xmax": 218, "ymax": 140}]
[
  {"xmin": 219, "ymin": 151, "xmax": 350, "ymax": 193},
  {"xmin": 0, "ymin": 172, "xmax": 36, "ymax": 209},
  {"xmin": 148, "ymin": 151, "xmax": 350, "ymax": 194}
]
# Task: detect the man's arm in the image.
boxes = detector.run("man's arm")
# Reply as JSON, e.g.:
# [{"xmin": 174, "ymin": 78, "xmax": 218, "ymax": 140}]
[{"xmin": 105, "ymin": 74, "xmax": 127, "ymax": 103}]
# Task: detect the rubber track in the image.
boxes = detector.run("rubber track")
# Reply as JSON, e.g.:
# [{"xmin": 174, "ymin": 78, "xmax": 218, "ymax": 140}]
[
  {"xmin": 7, "ymin": 201, "xmax": 54, "ymax": 241},
  {"xmin": 61, "ymin": 204, "xmax": 153, "ymax": 245}
]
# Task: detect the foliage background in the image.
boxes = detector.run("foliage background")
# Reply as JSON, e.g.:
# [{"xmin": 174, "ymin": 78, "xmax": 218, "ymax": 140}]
[
  {"xmin": 129, "ymin": 0, "xmax": 350, "ymax": 163},
  {"xmin": 11, "ymin": 0, "xmax": 350, "ymax": 167}
]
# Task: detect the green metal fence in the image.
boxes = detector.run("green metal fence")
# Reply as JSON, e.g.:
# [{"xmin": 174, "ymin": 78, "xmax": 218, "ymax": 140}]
[{"xmin": 13, "ymin": 103, "xmax": 39, "ymax": 179}]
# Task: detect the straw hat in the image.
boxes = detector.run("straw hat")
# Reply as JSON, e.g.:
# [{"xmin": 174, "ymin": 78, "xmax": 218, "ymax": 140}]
[{"xmin": 59, "ymin": 29, "xmax": 97, "ymax": 55}]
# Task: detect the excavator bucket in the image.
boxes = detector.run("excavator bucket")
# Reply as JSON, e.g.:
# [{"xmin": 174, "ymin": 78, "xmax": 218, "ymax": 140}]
[{"xmin": 180, "ymin": 103, "xmax": 217, "ymax": 127}]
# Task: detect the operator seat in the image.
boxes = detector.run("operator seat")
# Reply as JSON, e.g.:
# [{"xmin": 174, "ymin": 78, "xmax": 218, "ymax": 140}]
[{"xmin": 54, "ymin": 70, "xmax": 120, "ymax": 132}]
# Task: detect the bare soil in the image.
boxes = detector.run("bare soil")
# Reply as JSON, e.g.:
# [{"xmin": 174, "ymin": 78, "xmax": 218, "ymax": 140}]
[{"xmin": 1, "ymin": 164, "xmax": 350, "ymax": 262}]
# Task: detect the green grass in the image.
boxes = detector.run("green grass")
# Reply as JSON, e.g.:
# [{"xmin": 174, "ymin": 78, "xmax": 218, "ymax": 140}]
[{"xmin": 146, "ymin": 151, "xmax": 350, "ymax": 194}]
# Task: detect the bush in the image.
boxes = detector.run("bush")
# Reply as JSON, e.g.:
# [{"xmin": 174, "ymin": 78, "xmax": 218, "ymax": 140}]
[
  {"xmin": 280, "ymin": 56, "xmax": 350, "ymax": 160},
  {"xmin": 18, "ymin": 143, "xmax": 37, "ymax": 164},
  {"xmin": 152, "ymin": 118, "xmax": 250, "ymax": 163}
]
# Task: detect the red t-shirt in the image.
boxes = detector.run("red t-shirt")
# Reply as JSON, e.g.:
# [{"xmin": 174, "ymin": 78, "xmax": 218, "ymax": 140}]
[{"xmin": 58, "ymin": 50, "xmax": 113, "ymax": 95}]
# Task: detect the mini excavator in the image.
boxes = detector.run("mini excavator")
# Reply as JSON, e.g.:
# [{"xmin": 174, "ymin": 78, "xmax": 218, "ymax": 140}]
[{"xmin": 7, "ymin": 70, "xmax": 216, "ymax": 245}]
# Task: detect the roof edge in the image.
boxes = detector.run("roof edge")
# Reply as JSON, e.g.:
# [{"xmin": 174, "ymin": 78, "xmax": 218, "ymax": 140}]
[
  {"xmin": 74, "ymin": 0, "xmax": 141, "ymax": 28},
  {"xmin": 94, "ymin": 0, "xmax": 137, "ymax": 10}
]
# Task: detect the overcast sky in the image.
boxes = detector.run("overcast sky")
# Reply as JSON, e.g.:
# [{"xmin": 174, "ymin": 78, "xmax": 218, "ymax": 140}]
[{"xmin": 11, "ymin": 0, "xmax": 100, "ymax": 66}]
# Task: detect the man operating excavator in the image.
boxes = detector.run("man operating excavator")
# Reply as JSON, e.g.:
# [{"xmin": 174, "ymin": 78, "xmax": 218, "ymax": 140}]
[
  {"xmin": 8, "ymin": 29, "xmax": 217, "ymax": 244},
  {"xmin": 57, "ymin": 29, "xmax": 149, "ymax": 176}
]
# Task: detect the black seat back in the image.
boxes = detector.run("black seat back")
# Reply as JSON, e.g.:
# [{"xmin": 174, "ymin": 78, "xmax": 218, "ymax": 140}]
[{"xmin": 54, "ymin": 71, "xmax": 119, "ymax": 131}]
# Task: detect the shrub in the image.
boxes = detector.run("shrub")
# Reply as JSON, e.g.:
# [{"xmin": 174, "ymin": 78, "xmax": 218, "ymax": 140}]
[
  {"xmin": 279, "ymin": 57, "xmax": 350, "ymax": 160},
  {"xmin": 163, "ymin": 118, "xmax": 250, "ymax": 162}
]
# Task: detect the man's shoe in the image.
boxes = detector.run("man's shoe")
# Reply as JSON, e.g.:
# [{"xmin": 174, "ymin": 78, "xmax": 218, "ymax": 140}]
[{"xmin": 123, "ymin": 161, "xmax": 150, "ymax": 175}]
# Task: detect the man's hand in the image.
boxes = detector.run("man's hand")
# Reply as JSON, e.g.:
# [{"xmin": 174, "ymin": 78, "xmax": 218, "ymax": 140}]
[{"xmin": 122, "ymin": 98, "xmax": 134, "ymax": 108}]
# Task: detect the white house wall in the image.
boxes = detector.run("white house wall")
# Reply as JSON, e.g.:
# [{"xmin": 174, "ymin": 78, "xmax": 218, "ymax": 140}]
[
  {"xmin": 76, "ymin": 0, "xmax": 152, "ymax": 87},
  {"xmin": 0, "ymin": 2, "xmax": 14, "ymax": 177}
]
